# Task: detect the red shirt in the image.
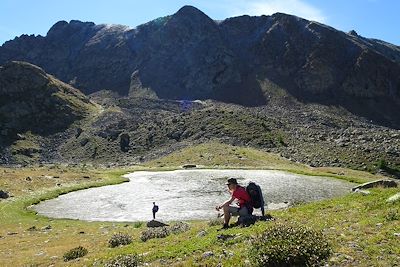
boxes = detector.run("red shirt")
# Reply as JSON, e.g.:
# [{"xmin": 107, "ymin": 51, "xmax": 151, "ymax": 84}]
[{"xmin": 232, "ymin": 186, "xmax": 252, "ymax": 208}]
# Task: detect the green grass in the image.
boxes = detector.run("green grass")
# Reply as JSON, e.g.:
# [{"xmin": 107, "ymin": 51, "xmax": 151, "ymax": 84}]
[{"xmin": 0, "ymin": 143, "xmax": 397, "ymax": 266}]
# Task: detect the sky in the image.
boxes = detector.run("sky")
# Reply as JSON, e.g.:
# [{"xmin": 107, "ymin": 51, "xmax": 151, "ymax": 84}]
[{"xmin": 0, "ymin": 0, "xmax": 399, "ymax": 46}]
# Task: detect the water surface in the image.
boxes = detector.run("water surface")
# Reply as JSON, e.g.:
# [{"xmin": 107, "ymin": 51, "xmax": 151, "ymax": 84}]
[{"xmin": 33, "ymin": 169, "xmax": 354, "ymax": 222}]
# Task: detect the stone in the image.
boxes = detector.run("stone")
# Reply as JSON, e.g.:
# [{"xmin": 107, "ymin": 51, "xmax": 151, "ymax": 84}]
[
  {"xmin": 25, "ymin": 176, "xmax": 32, "ymax": 181},
  {"xmin": 27, "ymin": 226, "xmax": 37, "ymax": 231},
  {"xmin": 197, "ymin": 230, "xmax": 207, "ymax": 237},
  {"xmin": 80, "ymin": 138, "xmax": 89, "ymax": 147},
  {"xmin": 353, "ymin": 189, "xmax": 371, "ymax": 195},
  {"xmin": 41, "ymin": 225, "xmax": 52, "ymax": 231},
  {"xmin": 387, "ymin": 193, "xmax": 400, "ymax": 203},
  {"xmin": 202, "ymin": 251, "xmax": 214, "ymax": 258},
  {"xmin": 0, "ymin": 190, "xmax": 10, "ymax": 199},
  {"xmin": 221, "ymin": 249, "xmax": 234, "ymax": 258}
]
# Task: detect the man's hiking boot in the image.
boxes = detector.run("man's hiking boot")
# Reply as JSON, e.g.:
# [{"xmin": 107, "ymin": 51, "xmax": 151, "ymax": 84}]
[{"xmin": 218, "ymin": 224, "xmax": 229, "ymax": 230}]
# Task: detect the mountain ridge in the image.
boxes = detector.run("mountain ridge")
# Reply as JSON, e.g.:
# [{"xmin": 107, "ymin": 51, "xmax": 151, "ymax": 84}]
[{"xmin": 1, "ymin": 6, "xmax": 399, "ymax": 124}]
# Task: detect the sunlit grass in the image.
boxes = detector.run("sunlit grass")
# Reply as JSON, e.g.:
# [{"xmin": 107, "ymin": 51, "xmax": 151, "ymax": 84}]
[{"xmin": 0, "ymin": 143, "xmax": 397, "ymax": 266}]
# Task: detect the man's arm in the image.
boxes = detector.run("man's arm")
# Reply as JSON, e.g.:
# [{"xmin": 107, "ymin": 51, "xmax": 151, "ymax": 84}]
[{"xmin": 216, "ymin": 195, "xmax": 235, "ymax": 210}]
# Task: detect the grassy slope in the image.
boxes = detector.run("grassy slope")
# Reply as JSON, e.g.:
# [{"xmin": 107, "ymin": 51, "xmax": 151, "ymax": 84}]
[
  {"xmin": 0, "ymin": 142, "xmax": 398, "ymax": 266},
  {"xmin": 145, "ymin": 142, "xmax": 384, "ymax": 184}
]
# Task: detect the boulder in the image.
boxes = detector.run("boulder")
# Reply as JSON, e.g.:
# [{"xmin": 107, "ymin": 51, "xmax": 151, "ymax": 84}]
[
  {"xmin": 146, "ymin": 220, "xmax": 169, "ymax": 228},
  {"xmin": 352, "ymin": 180, "xmax": 398, "ymax": 191}
]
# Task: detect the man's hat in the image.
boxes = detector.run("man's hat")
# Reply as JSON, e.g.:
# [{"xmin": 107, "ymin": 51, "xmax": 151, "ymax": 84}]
[{"xmin": 226, "ymin": 178, "xmax": 238, "ymax": 185}]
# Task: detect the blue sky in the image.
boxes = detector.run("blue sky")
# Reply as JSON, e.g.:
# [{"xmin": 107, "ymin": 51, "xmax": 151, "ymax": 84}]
[{"xmin": 0, "ymin": 0, "xmax": 399, "ymax": 45}]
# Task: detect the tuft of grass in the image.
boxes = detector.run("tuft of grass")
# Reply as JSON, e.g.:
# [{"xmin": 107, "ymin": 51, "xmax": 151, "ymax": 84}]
[
  {"xmin": 63, "ymin": 246, "xmax": 88, "ymax": 261},
  {"xmin": 104, "ymin": 253, "xmax": 142, "ymax": 267},
  {"xmin": 140, "ymin": 227, "xmax": 170, "ymax": 242},
  {"xmin": 108, "ymin": 233, "xmax": 133, "ymax": 248}
]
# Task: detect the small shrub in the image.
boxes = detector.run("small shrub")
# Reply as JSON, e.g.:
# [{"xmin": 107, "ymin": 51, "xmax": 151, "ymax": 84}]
[
  {"xmin": 140, "ymin": 227, "xmax": 170, "ymax": 242},
  {"xmin": 277, "ymin": 134, "xmax": 286, "ymax": 146},
  {"xmin": 63, "ymin": 246, "xmax": 88, "ymax": 261},
  {"xmin": 248, "ymin": 223, "xmax": 331, "ymax": 267},
  {"xmin": 385, "ymin": 209, "xmax": 399, "ymax": 221},
  {"xmin": 105, "ymin": 253, "xmax": 142, "ymax": 267},
  {"xmin": 377, "ymin": 159, "xmax": 388, "ymax": 170},
  {"xmin": 170, "ymin": 222, "xmax": 190, "ymax": 234},
  {"xmin": 108, "ymin": 233, "xmax": 133, "ymax": 248}
]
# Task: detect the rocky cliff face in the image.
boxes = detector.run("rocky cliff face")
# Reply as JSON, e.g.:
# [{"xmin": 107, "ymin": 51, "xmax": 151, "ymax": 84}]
[
  {"xmin": 0, "ymin": 61, "xmax": 96, "ymax": 144},
  {"xmin": 1, "ymin": 6, "xmax": 400, "ymax": 127}
]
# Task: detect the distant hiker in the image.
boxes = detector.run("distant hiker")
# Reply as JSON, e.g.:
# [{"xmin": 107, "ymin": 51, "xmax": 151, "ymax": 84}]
[
  {"xmin": 152, "ymin": 202, "xmax": 159, "ymax": 220},
  {"xmin": 215, "ymin": 178, "xmax": 253, "ymax": 229}
]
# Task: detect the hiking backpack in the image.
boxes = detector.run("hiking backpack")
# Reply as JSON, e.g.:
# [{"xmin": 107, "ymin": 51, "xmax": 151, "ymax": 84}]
[{"xmin": 246, "ymin": 182, "xmax": 264, "ymax": 209}]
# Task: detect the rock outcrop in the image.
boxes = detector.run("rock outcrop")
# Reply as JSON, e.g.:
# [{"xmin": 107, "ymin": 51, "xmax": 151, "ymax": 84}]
[
  {"xmin": 0, "ymin": 61, "xmax": 96, "ymax": 143},
  {"xmin": 1, "ymin": 6, "xmax": 400, "ymax": 127},
  {"xmin": 352, "ymin": 180, "xmax": 398, "ymax": 191},
  {"xmin": 146, "ymin": 220, "xmax": 169, "ymax": 228}
]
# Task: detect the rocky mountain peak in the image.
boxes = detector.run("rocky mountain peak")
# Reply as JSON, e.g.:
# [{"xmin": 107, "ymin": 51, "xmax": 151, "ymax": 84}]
[
  {"xmin": 47, "ymin": 20, "xmax": 96, "ymax": 35},
  {"xmin": 174, "ymin": 5, "xmax": 211, "ymax": 19},
  {"xmin": 46, "ymin": 20, "xmax": 97, "ymax": 42},
  {"xmin": 167, "ymin": 5, "xmax": 217, "ymax": 32}
]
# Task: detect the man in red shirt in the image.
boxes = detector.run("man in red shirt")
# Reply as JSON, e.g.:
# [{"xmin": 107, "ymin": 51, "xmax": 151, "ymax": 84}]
[{"xmin": 216, "ymin": 178, "xmax": 252, "ymax": 229}]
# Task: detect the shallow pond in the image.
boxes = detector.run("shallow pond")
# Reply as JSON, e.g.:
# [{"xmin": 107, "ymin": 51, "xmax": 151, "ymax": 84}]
[{"xmin": 33, "ymin": 169, "xmax": 354, "ymax": 222}]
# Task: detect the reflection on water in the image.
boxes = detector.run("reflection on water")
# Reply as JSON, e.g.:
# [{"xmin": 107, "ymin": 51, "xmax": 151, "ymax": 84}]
[{"xmin": 33, "ymin": 169, "xmax": 354, "ymax": 222}]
